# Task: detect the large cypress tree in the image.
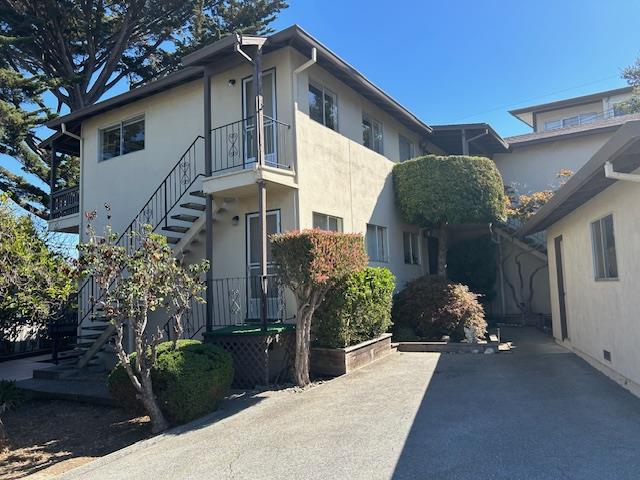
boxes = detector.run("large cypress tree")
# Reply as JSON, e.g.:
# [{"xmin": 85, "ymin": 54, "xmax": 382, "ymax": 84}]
[{"xmin": 0, "ymin": 0, "xmax": 288, "ymax": 218}]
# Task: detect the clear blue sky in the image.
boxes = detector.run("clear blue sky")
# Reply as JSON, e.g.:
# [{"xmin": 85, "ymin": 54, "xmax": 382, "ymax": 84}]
[
  {"xmin": 3, "ymin": 0, "xmax": 640, "ymax": 196},
  {"xmin": 272, "ymin": 0, "xmax": 640, "ymax": 137}
]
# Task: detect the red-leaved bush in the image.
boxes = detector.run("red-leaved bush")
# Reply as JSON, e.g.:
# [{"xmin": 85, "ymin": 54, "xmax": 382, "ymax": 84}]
[
  {"xmin": 392, "ymin": 276, "xmax": 486, "ymax": 342},
  {"xmin": 271, "ymin": 229, "xmax": 368, "ymax": 386}
]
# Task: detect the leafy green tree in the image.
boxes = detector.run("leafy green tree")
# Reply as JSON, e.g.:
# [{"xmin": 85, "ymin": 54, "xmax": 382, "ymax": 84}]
[
  {"xmin": 271, "ymin": 230, "xmax": 368, "ymax": 386},
  {"xmin": 0, "ymin": 0, "xmax": 288, "ymax": 218},
  {"xmin": 393, "ymin": 155, "xmax": 506, "ymax": 277},
  {"xmin": 78, "ymin": 217, "xmax": 208, "ymax": 433},
  {"xmin": 0, "ymin": 193, "xmax": 74, "ymax": 338}
]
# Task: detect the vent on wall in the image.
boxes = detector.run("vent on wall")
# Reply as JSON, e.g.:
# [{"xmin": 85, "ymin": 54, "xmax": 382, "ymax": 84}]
[{"xmin": 603, "ymin": 350, "xmax": 612, "ymax": 362}]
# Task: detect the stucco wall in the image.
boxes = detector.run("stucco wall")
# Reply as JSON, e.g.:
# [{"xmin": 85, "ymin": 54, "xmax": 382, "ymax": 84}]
[
  {"xmin": 494, "ymin": 132, "xmax": 612, "ymax": 195},
  {"xmin": 295, "ymin": 111, "xmax": 424, "ymax": 288},
  {"xmin": 546, "ymin": 168, "xmax": 640, "ymax": 394}
]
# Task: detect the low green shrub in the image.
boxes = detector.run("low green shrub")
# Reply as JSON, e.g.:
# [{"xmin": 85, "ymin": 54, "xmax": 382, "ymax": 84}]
[
  {"xmin": 392, "ymin": 276, "xmax": 486, "ymax": 342},
  {"xmin": 108, "ymin": 339, "xmax": 233, "ymax": 424},
  {"xmin": 0, "ymin": 380, "xmax": 23, "ymax": 412},
  {"xmin": 314, "ymin": 267, "xmax": 395, "ymax": 348}
]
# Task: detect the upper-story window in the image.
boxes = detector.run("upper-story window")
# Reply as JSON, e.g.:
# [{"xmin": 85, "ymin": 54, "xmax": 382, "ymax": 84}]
[
  {"xmin": 399, "ymin": 135, "xmax": 415, "ymax": 161},
  {"xmin": 100, "ymin": 115, "xmax": 145, "ymax": 161},
  {"xmin": 308, "ymin": 82, "xmax": 338, "ymax": 130},
  {"xmin": 591, "ymin": 214, "xmax": 618, "ymax": 280},
  {"xmin": 362, "ymin": 113, "xmax": 383, "ymax": 153},
  {"xmin": 543, "ymin": 112, "xmax": 598, "ymax": 131}
]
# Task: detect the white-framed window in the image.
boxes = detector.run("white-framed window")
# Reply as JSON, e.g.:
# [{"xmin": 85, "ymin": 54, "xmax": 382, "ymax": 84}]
[
  {"xmin": 362, "ymin": 113, "xmax": 383, "ymax": 153},
  {"xmin": 308, "ymin": 82, "xmax": 338, "ymax": 130},
  {"xmin": 403, "ymin": 231, "xmax": 420, "ymax": 265},
  {"xmin": 544, "ymin": 112, "xmax": 598, "ymax": 131},
  {"xmin": 591, "ymin": 214, "xmax": 618, "ymax": 280},
  {"xmin": 399, "ymin": 135, "xmax": 415, "ymax": 161},
  {"xmin": 100, "ymin": 115, "xmax": 145, "ymax": 161},
  {"xmin": 366, "ymin": 224, "xmax": 388, "ymax": 262},
  {"xmin": 312, "ymin": 212, "xmax": 343, "ymax": 232}
]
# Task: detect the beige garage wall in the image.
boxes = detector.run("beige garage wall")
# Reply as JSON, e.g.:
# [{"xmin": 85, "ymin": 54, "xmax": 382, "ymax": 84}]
[{"xmin": 546, "ymin": 169, "xmax": 640, "ymax": 395}]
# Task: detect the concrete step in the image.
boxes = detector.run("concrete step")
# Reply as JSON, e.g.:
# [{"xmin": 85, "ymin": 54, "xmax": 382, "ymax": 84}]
[
  {"xmin": 17, "ymin": 378, "xmax": 115, "ymax": 407},
  {"xmin": 162, "ymin": 225, "xmax": 189, "ymax": 234},
  {"xmin": 190, "ymin": 190, "xmax": 206, "ymax": 198}
]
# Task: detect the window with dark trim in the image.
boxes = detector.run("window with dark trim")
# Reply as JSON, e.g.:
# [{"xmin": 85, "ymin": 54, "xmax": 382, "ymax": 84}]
[
  {"xmin": 403, "ymin": 231, "xmax": 420, "ymax": 265},
  {"xmin": 308, "ymin": 82, "xmax": 338, "ymax": 130},
  {"xmin": 399, "ymin": 135, "xmax": 415, "ymax": 161},
  {"xmin": 362, "ymin": 113, "xmax": 383, "ymax": 153},
  {"xmin": 591, "ymin": 214, "xmax": 618, "ymax": 280}
]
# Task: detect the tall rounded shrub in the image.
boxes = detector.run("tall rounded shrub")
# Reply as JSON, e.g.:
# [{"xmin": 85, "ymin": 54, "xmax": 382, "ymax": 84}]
[
  {"xmin": 315, "ymin": 267, "xmax": 395, "ymax": 348},
  {"xmin": 393, "ymin": 276, "xmax": 486, "ymax": 342},
  {"xmin": 393, "ymin": 155, "xmax": 506, "ymax": 276},
  {"xmin": 108, "ymin": 339, "xmax": 233, "ymax": 424}
]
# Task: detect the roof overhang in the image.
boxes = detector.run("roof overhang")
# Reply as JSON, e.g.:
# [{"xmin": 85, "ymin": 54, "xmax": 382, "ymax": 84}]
[
  {"xmin": 428, "ymin": 123, "xmax": 509, "ymax": 156},
  {"xmin": 39, "ymin": 129, "xmax": 81, "ymax": 156},
  {"xmin": 519, "ymin": 120, "xmax": 640, "ymax": 236},
  {"xmin": 46, "ymin": 25, "xmax": 432, "ymax": 138}
]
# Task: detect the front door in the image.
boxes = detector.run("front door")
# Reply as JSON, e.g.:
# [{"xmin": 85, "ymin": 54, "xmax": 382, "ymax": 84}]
[
  {"xmin": 554, "ymin": 235, "xmax": 569, "ymax": 340},
  {"xmin": 246, "ymin": 210, "xmax": 281, "ymax": 320},
  {"xmin": 242, "ymin": 71, "xmax": 277, "ymax": 166}
]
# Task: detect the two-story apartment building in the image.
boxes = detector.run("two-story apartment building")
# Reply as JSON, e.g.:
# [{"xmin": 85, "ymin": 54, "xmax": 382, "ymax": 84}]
[{"xmin": 45, "ymin": 25, "xmax": 470, "ymax": 365}]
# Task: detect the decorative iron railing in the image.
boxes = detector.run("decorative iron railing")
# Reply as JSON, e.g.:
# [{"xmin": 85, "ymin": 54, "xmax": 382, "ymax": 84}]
[
  {"xmin": 51, "ymin": 186, "xmax": 80, "ymax": 219},
  {"xmin": 165, "ymin": 275, "xmax": 288, "ymax": 339},
  {"xmin": 77, "ymin": 135, "xmax": 206, "ymax": 325},
  {"xmin": 75, "ymin": 115, "xmax": 292, "ymax": 342},
  {"xmin": 211, "ymin": 115, "xmax": 292, "ymax": 174}
]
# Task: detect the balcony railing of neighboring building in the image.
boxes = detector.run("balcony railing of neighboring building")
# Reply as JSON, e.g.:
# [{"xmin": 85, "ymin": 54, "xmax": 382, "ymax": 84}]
[
  {"xmin": 164, "ymin": 274, "xmax": 288, "ymax": 340},
  {"xmin": 542, "ymin": 106, "xmax": 637, "ymax": 132},
  {"xmin": 50, "ymin": 186, "xmax": 80, "ymax": 219},
  {"xmin": 211, "ymin": 115, "xmax": 292, "ymax": 174}
]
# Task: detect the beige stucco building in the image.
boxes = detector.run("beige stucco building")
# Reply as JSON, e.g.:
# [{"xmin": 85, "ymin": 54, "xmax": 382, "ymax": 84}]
[{"xmin": 521, "ymin": 121, "xmax": 640, "ymax": 397}]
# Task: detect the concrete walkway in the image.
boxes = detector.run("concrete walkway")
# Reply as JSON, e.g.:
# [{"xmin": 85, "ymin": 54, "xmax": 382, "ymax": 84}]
[{"xmin": 58, "ymin": 328, "xmax": 640, "ymax": 480}]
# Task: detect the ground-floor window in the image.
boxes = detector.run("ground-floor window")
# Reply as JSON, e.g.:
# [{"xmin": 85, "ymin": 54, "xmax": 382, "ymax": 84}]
[
  {"xmin": 403, "ymin": 231, "xmax": 420, "ymax": 265},
  {"xmin": 312, "ymin": 212, "xmax": 343, "ymax": 232},
  {"xmin": 366, "ymin": 223, "xmax": 388, "ymax": 262},
  {"xmin": 591, "ymin": 213, "xmax": 618, "ymax": 280}
]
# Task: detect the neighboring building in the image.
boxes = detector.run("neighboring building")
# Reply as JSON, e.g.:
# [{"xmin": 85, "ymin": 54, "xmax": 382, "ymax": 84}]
[
  {"xmin": 520, "ymin": 120, "xmax": 640, "ymax": 397},
  {"xmin": 490, "ymin": 87, "xmax": 640, "ymax": 325}
]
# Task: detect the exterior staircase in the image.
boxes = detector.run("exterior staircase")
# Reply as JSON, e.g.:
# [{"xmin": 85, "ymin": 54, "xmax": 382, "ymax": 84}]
[{"xmin": 495, "ymin": 217, "xmax": 548, "ymax": 258}]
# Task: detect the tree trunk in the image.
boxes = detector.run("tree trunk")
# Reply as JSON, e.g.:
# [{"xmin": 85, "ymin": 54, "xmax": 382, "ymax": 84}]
[
  {"xmin": 294, "ymin": 304, "xmax": 312, "ymax": 387},
  {"xmin": 139, "ymin": 374, "xmax": 169, "ymax": 434},
  {"xmin": 437, "ymin": 224, "xmax": 448, "ymax": 277}
]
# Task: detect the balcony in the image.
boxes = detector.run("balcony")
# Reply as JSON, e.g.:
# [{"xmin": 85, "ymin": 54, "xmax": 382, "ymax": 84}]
[
  {"xmin": 49, "ymin": 186, "xmax": 80, "ymax": 233},
  {"xmin": 202, "ymin": 116, "xmax": 296, "ymax": 198}
]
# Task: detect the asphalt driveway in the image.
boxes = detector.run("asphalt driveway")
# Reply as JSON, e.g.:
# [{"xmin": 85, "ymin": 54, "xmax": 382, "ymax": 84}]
[{"xmin": 58, "ymin": 328, "xmax": 640, "ymax": 480}]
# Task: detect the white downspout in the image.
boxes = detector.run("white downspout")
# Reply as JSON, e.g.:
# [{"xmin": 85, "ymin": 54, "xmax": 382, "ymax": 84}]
[
  {"xmin": 291, "ymin": 47, "xmax": 317, "ymax": 229},
  {"xmin": 604, "ymin": 161, "xmax": 640, "ymax": 183}
]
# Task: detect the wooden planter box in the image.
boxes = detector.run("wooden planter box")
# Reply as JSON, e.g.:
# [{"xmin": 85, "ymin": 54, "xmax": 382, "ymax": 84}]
[
  {"xmin": 396, "ymin": 340, "xmax": 500, "ymax": 354},
  {"xmin": 311, "ymin": 333, "xmax": 393, "ymax": 377}
]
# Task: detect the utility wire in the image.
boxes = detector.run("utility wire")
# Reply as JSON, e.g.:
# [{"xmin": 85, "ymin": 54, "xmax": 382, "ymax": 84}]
[{"xmin": 451, "ymin": 75, "xmax": 622, "ymax": 122}]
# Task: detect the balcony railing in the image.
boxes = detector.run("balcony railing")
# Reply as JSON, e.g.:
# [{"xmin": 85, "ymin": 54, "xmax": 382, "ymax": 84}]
[
  {"xmin": 211, "ymin": 116, "xmax": 292, "ymax": 174},
  {"xmin": 166, "ymin": 275, "xmax": 288, "ymax": 339},
  {"xmin": 50, "ymin": 186, "xmax": 80, "ymax": 219}
]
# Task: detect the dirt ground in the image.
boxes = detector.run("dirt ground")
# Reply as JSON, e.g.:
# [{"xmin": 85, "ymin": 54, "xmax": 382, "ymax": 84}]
[{"xmin": 0, "ymin": 399, "xmax": 149, "ymax": 479}]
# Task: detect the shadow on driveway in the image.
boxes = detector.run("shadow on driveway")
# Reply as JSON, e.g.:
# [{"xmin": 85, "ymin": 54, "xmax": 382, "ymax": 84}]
[{"xmin": 392, "ymin": 327, "xmax": 640, "ymax": 480}]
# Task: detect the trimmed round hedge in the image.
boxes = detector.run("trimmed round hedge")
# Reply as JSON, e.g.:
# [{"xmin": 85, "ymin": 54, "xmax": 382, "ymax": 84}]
[
  {"xmin": 392, "ymin": 276, "xmax": 486, "ymax": 342},
  {"xmin": 108, "ymin": 339, "xmax": 233, "ymax": 424},
  {"xmin": 314, "ymin": 267, "xmax": 395, "ymax": 348}
]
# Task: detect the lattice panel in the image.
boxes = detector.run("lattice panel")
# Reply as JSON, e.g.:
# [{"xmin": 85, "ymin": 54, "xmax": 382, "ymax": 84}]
[{"xmin": 207, "ymin": 332, "xmax": 295, "ymax": 388}]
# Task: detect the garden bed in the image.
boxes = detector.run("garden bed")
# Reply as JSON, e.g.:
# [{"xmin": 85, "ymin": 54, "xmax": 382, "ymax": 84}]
[
  {"xmin": 311, "ymin": 333, "xmax": 393, "ymax": 377},
  {"xmin": 396, "ymin": 340, "xmax": 502, "ymax": 354},
  {"xmin": 0, "ymin": 399, "xmax": 150, "ymax": 479}
]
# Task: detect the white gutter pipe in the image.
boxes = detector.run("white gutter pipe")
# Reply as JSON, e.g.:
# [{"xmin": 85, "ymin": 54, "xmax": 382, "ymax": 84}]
[
  {"xmin": 61, "ymin": 123, "xmax": 81, "ymax": 141},
  {"xmin": 290, "ymin": 47, "xmax": 317, "ymax": 230},
  {"xmin": 604, "ymin": 161, "xmax": 640, "ymax": 183}
]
